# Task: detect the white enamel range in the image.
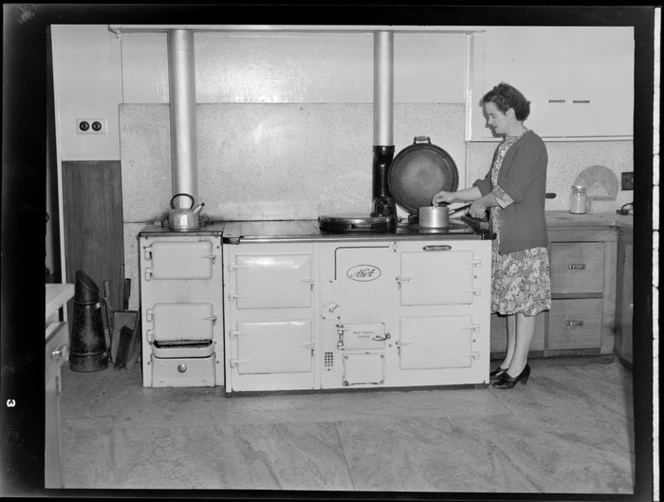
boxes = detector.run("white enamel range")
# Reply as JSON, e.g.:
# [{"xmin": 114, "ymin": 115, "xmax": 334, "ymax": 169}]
[
  {"xmin": 221, "ymin": 221, "xmax": 491, "ymax": 395},
  {"xmin": 318, "ymin": 235, "xmax": 491, "ymax": 390}
]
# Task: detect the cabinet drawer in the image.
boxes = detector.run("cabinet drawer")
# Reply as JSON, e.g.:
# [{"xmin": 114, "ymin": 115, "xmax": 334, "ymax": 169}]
[
  {"xmin": 548, "ymin": 299, "xmax": 602, "ymax": 350},
  {"xmin": 150, "ymin": 354, "xmax": 216, "ymax": 387},
  {"xmin": 45, "ymin": 321, "xmax": 69, "ymax": 380},
  {"xmin": 550, "ymin": 242, "xmax": 604, "ymax": 294}
]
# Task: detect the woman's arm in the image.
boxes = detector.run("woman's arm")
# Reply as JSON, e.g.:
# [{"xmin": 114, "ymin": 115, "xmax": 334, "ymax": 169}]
[
  {"xmin": 469, "ymin": 191, "xmax": 499, "ymax": 218},
  {"xmin": 432, "ymin": 186, "xmax": 482, "ymax": 206}
]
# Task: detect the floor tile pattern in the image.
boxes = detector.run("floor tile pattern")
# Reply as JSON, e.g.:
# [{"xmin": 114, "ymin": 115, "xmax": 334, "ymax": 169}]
[{"xmin": 59, "ymin": 359, "xmax": 634, "ymax": 493}]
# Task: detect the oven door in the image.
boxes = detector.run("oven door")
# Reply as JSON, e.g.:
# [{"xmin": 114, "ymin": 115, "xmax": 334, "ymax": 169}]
[
  {"xmin": 397, "ymin": 315, "xmax": 480, "ymax": 369},
  {"xmin": 149, "ymin": 302, "xmax": 216, "ymax": 343},
  {"xmin": 398, "ymin": 245, "xmax": 482, "ymax": 305}
]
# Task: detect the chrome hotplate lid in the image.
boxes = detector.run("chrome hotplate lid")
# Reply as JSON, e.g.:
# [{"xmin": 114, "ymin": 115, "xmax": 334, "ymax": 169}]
[
  {"xmin": 318, "ymin": 214, "xmax": 394, "ymax": 224},
  {"xmin": 318, "ymin": 214, "xmax": 396, "ymax": 233}
]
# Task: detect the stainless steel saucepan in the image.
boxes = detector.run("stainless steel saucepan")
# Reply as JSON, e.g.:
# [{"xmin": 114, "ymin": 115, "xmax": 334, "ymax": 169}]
[{"xmin": 418, "ymin": 203, "xmax": 471, "ymax": 228}]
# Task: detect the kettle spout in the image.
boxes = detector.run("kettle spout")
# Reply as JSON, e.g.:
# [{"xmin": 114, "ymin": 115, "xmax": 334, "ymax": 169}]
[{"xmin": 193, "ymin": 202, "xmax": 205, "ymax": 214}]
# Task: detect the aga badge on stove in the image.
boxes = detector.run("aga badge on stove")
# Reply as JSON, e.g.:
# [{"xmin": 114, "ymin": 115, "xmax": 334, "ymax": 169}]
[{"xmin": 346, "ymin": 265, "xmax": 382, "ymax": 282}]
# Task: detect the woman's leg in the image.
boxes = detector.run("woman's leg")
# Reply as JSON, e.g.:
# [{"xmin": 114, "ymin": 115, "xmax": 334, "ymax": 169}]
[
  {"xmin": 500, "ymin": 314, "xmax": 517, "ymax": 369},
  {"xmin": 507, "ymin": 312, "xmax": 537, "ymax": 376}
]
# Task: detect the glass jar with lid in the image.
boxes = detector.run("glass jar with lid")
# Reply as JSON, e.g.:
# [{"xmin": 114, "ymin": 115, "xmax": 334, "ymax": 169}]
[{"xmin": 569, "ymin": 185, "xmax": 588, "ymax": 214}]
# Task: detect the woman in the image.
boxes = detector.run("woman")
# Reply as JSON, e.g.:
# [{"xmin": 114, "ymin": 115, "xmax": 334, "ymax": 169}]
[{"xmin": 432, "ymin": 82, "xmax": 551, "ymax": 389}]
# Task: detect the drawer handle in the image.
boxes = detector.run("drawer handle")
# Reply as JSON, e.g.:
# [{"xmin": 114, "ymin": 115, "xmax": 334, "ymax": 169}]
[
  {"xmin": 423, "ymin": 245, "xmax": 451, "ymax": 251},
  {"xmin": 51, "ymin": 343, "xmax": 69, "ymax": 363},
  {"xmin": 568, "ymin": 264, "xmax": 586, "ymax": 270},
  {"xmin": 566, "ymin": 320, "xmax": 584, "ymax": 327},
  {"xmin": 177, "ymin": 363, "xmax": 187, "ymax": 373}
]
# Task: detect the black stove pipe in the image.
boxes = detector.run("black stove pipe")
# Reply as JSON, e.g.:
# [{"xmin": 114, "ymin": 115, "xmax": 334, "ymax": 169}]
[
  {"xmin": 371, "ymin": 145, "xmax": 395, "ymax": 216},
  {"xmin": 371, "ymin": 31, "xmax": 396, "ymax": 218}
]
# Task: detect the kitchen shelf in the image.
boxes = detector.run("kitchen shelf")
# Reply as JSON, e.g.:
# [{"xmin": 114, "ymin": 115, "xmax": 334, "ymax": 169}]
[{"xmin": 108, "ymin": 25, "xmax": 486, "ymax": 35}]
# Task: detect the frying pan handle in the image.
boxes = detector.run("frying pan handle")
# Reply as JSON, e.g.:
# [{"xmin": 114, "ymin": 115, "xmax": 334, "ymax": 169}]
[{"xmin": 413, "ymin": 136, "xmax": 432, "ymax": 144}]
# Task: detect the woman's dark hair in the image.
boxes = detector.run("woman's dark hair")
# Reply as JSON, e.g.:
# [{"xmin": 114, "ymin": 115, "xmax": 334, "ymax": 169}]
[{"xmin": 481, "ymin": 82, "xmax": 531, "ymax": 121}]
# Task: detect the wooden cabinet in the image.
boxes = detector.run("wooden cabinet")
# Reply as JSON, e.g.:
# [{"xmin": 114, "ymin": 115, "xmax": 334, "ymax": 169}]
[
  {"xmin": 490, "ymin": 214, "xmax": 626, "ymax": 360},
  {"xmin": 467, "ymin": 27, "xmax": 634, "ymax": 141},
  {"xmin": 616, "ymin": 228, "xmax": 634, "ymax": 366},
  {"xmin": 547, "ymin": 226, "xmax": 618, "ymax": 356},
  {"xmin": 45, "ymin": 284, "xmax": 75, "ymax": 489}
]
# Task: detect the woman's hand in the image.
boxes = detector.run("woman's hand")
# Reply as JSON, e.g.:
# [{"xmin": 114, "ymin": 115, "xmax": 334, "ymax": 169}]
[
  {"xmin": 468, "ymin": 199, "xmax": 487, "ymax": 219},
  {"xmin": 432, "ymin": 190, "xmax": 456, "ymax": 206}
]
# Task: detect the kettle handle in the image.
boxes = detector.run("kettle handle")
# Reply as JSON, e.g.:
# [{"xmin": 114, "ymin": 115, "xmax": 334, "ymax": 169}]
[{"xmin": 170, "ymin": 193, "xmax": 195, "ymax": 209}]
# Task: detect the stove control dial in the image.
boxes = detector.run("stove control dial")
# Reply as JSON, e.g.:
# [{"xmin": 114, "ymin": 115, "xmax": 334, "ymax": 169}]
[{"xmin": 177, "ymin": 363, "xmax": 187, "ymax": 373}]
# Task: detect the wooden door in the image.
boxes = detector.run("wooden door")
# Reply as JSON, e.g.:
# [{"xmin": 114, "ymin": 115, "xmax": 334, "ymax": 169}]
[{"xmin": 63, "ymin": 161, "xmax": 124, "ymax": 316}]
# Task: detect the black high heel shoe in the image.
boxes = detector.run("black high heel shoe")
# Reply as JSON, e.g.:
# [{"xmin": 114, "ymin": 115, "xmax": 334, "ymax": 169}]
[
  {"xmin": 493, "ymin": 364, "xmax": 530, "ymax": 389},
  {"xmin": 489, "ymin": 366, "xmax": 509, "ymax": 380}
]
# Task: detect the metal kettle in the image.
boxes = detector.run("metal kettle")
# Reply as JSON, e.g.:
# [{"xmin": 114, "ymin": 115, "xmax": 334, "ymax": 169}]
[{"xmin": 168, "ymin": 193, "xmax": 205, "ymax": 231}]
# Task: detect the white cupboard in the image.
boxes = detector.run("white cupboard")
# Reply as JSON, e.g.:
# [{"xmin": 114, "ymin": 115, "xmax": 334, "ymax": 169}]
[{"xmin": 468, "ymin": 26, "xmax": 634, "ymax": 141}]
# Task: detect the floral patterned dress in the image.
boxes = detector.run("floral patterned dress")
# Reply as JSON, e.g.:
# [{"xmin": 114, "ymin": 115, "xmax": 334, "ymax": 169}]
[{"xmin": 489, "ymin": 132, "xmax": 551, "ymax": 316}]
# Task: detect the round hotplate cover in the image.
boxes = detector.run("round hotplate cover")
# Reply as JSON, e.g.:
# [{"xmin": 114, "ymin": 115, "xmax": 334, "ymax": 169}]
[{"xmin": 388, "ymin": 142, "xmax": 459, "ymax": 214}]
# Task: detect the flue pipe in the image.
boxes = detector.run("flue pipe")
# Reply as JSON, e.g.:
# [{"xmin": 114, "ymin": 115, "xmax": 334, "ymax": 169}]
[
  {"xmin": 167, "ymin": 29, "xmax": 198, "ymax": 208},
  {"xmin": 373, "ymin": 31, "xmax": 394, "ymax": 146},
  {"xmin": 371, "ymin": 31, "xmax": 395, "ymax": 217}
]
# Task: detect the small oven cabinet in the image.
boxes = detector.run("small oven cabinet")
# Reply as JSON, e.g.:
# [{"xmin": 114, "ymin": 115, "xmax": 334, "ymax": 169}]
[
  {"xmin": 139, "ymin": 232, "xmax": 224, "ymax": 388},
  {"xmin": 223, "ymin": 242, "xmax": 317, "ymax": 394}
]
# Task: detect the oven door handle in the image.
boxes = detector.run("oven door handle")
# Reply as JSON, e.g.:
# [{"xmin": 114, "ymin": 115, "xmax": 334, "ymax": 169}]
[{"xmin": 422, "ymin": 245, "xmax": 452, "ymax": 251}]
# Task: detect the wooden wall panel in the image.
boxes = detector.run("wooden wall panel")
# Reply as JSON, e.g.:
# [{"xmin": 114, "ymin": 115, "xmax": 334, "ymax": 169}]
[{"xmin": 63, "ymin": 161, "xmax": 124, "ymax": 317}]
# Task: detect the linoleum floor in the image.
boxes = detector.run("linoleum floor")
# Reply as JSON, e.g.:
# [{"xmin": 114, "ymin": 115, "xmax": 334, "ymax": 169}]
[{"xmin": 59, "ymin": 358, "xmax": 634, "ymax": 494}]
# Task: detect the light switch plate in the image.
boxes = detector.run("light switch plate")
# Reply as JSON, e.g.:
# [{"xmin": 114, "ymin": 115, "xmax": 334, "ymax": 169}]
[
  {"xmin": 621, "ymin": 172, "xmax": 634, "ymax": 191},
  {"xmin": 77, "ymin": 118, "xmax": 107, "ymax": 134}
]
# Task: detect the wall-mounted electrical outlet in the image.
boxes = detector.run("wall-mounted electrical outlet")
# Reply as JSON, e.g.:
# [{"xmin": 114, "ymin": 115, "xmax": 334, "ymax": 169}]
[
  {"xmin": 77, "ymin": 118, "xmax": 107, "ymax": 134},
  {"xmin": 621, "ymin": 171, "xmax": 634, "ymax": 191}
]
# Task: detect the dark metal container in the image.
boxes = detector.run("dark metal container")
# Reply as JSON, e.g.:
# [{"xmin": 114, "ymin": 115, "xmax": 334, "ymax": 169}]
[{"xmin": 70, "ymin": 270, "xmax": 109, "ymax": 372}]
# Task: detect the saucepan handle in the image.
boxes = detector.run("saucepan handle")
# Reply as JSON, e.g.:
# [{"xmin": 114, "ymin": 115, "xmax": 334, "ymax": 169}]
[{"xmin": 448, "ymin": 203, "xmax": 472, "ymax": 216}]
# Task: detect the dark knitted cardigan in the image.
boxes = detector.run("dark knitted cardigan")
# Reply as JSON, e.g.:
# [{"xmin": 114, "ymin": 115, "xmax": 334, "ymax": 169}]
[{"xmin": 473, "ymin": 130, "xmax": 549, "ymax": 254}]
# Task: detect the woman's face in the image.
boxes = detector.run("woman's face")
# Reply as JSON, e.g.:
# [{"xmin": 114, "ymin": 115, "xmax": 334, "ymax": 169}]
[{"xmin": 484, "ymin": 101, "xmax": 511, "ymax": 135}]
